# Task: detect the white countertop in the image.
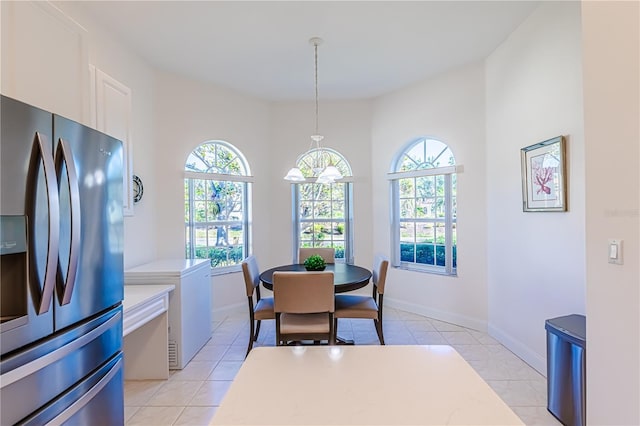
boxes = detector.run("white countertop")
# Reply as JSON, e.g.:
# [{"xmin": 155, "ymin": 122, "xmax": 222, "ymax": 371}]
[
  {"xmin": 123, "ymin": 284, "xmax": 175, "ymax": 313},
  {"xmin": 122, "ymin": 285, "xmax": 175, "ymax": 337},
  {"xmin": 211, "ymin": 345, "xmax": 524, "ymax": 425},
  {"xmin": 125, "ymin": 258, "xmax": 209, "ymax": 275}
]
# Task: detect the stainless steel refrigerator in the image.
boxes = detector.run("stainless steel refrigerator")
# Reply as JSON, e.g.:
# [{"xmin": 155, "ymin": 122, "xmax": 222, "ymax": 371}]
[{"xmin": 0, "ymin": 95, "xmax": 124, "ymax": 425}]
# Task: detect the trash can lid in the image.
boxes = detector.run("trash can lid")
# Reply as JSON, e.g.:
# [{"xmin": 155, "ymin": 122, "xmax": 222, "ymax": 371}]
[{"xmin": 545, "ymin": 314, "xmax": 586, "ymax": 346}]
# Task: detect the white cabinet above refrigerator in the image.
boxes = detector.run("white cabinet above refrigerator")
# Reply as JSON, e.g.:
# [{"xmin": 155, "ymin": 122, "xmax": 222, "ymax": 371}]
[{"xmin": 124, "ymin": 259, "xmax": 211, "ymax": 369}]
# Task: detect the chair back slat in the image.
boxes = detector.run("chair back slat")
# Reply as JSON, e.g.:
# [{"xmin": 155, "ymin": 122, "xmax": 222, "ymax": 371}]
[
  {"xmin": 241, "ymin": 255, "xmax": 260, "ymax": 297},
  {"xmin": 298, "ymin": 247, "xmax": 335, "ymax": 264},
  {"xmin": 373, "ymin": 255, "xmax": 390, "ymax": 294},
  {"xmin": 273, "ymin": 271, "xmax": 334, "ymax": 314}
]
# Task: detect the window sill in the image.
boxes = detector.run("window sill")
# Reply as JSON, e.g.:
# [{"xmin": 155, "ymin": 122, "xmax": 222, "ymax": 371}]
[
  {"xmin": 394, "ymin": 264, "xmax": 457, "ymax": 277},
  {"xmin": 209, "ymin": 264, "xmax": 242, "ymax": 276}
]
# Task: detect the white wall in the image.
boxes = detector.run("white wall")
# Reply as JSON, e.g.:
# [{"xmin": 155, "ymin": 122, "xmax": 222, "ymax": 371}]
[
  {"xmin": 269, "ymin": 101, "xmax": 374, "ymax": 269},
  {"xmin": 7, "ymin": 6, "xmax": 639, "ymax": 421},
  {"xmin": 371, "ymin": 62, "xmax": 489, "ymax": 331},
  {"xmin": 149, "ymin": 80, "xmax": 373, "ymax": 318},
  {"xmin": 582, "ymin": 1, "xmax": 640, "ymax": 423},
  {"xmin": 1, "ymin": 1, "xmax": 89, "ymax": 123},
  {"xmin": 60, "ymin": 4, "xmax": 159, "ymax": 270},
  {"xmin": 2, "ymin": 1, "xmax": 159, "ymax": 270},
  {"xmin": 485, "ymin": 2, "xmax": 585, "ymax": 373},
  {"xmin": 152, "ymin": 71, "xmax": 272, "ymax": 317}
]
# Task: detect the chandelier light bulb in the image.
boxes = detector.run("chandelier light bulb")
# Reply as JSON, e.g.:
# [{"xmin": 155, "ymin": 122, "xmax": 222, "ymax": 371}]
[{"xmin": 284, "ymin": 167, "xmax": 305, "ymax": 181}]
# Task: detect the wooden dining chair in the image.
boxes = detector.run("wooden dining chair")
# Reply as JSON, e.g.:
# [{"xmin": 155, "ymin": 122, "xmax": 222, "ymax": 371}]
[
  {"xmin": 298, "ymin": 247, "xmax": 335, "ymax": 264},
  {"xmin": 273, "ymin": 271, "xmax": 336, "ymax": 346},
  {"xmin": 241, "ymin": 256, "xmax": 275, "ymax": 356},
  {"xmin": 334, "ymin": 254, "xmax": 389, "ymax": 344}
]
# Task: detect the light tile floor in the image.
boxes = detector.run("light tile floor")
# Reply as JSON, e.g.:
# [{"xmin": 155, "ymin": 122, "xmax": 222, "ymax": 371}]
[{"xmin": 124, "ymin": 307, "xmax": 561, "ymax": 425}]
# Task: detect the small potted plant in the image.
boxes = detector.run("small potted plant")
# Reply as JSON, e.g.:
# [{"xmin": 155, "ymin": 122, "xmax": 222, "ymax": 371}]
[{"xmin": 303, "ymin": 254, "xmax": 326, "ymax": 271}]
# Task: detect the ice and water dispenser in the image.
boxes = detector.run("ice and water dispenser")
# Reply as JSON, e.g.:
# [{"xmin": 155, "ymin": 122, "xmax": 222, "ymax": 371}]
[{"xmin": 0, "ymin": 216, "xmax": 28, "ymax": 329}]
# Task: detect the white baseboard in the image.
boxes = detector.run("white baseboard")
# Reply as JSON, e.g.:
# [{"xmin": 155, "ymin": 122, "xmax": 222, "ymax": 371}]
[
  {"xmin": 212, "ymin": 302, "xmax": 245, "ymax": 322},
  {"xmin": 385, "ymin": 297, "xmax": 488, "ymax": 332},
  {"xmin": 386, "ymin": 298, "xmax": 546, "ymax": 375},
  {"xmin": 488, "ymin": 323, "xmax": 547, "ymax": 376}
]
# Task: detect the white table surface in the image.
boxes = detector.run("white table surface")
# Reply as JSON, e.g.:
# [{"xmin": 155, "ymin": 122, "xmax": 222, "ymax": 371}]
[{"xmin": 211, "ymin": 345, "xmax": 524, "ymax": 425}]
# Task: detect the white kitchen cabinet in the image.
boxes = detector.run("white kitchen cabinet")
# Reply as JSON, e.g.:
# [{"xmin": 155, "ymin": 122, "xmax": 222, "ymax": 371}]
[
  {"xmin": 1, "ymin": 1, "xmax": 89, "ymax": 124},
  {"xmin": 90, "ymin": 66, "xmax": 134, "ymax": 215},
  {"xmin": 124, "ymin": 259, "xmax": 212, "ymax": 370}
]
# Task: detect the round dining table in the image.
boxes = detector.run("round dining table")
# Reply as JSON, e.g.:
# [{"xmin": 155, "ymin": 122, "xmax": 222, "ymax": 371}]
[{"xmin": 259, "ymin": 263, "xmax": 372, "ymax": 293}]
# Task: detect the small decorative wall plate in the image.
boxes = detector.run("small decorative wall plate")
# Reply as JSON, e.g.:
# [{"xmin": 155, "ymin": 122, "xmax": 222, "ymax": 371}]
[{"xmin": 133, "ymin": 174, "xmax": 144, "ymax": 203}]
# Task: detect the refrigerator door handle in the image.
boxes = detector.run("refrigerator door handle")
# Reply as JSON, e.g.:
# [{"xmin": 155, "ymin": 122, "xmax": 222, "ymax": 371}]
[
  {"xmin": 55, "ymin": 138, "xmax": 81, "ymax": 305},
  {"xmin": 26, "ymin": 132, "xmax": 60, "ymax": 315}
]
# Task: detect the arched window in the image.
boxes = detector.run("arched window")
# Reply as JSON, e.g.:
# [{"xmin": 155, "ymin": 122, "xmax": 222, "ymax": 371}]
[
  {"xmin": 291, "ymin": 149, "xmax": 354, "ymax": 263},
  {"xmin": 389, "ymin": 137, "xmax": 457, "ymax": 275},
  {"xmin": 184, "ymin": 141, "xmax": 252, "ymax": 272},
  {"xmin": 297, "ymin": 147, "xmax": 351, "ymax": 178}
]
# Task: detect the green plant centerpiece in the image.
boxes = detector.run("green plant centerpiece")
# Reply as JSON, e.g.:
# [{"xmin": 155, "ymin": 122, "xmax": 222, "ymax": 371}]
[{"xmin": 303, "ymin": 254, "xmax": 326, "ymax": 271}]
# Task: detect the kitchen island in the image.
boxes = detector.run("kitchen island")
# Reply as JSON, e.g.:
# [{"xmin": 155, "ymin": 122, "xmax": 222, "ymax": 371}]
[{"xmin": 212, "ymin": 345, "xmax": 524, "ymax": 425}]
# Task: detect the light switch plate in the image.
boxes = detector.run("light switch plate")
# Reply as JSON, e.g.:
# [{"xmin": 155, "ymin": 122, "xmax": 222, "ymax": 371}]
[{"xmin": 608, "ymin": 239, "xmax": 623, "ymax": 265}]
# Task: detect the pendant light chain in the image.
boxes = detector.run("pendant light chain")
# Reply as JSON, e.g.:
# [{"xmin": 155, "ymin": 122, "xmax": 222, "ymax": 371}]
[
  {"xmin": 311, "ymin": 38, "xmax": 323, "ymax": 172},
  {"xmin": 314, "ymin": 40, "xmax": 319, "ymax": 138},
  {"xmin": 283, "ymin": 37, "xmax": 343, "ymax": 183}
]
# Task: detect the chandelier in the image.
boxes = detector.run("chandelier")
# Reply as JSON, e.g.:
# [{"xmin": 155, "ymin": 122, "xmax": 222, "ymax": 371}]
[{"xmin": 284, "ymin": 37, "xmax": 343, "ymax": 184}]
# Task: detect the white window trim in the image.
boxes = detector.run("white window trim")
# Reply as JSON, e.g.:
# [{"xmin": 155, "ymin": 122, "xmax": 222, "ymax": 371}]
[
  {"xmin": 389, "ymin": 166, "xmax": 459, "ymax": 276},
  {"xmin": 184, "ymin": 170, "xmax": 254, "ymax": 183},
  {"xmin": 184, "ymin": 141, "xmax": 253, "ymax": 272},
  {"xmin": 386, "ymin": 165, "xmax": 460, "ymax": 180},
  {"xmin": 291, "ymin": 148, "xmax": 353, "ymax": 264},
  {"xmin": 185, "ymin": 177, "xmax": 251, "ymax": 272},
  {"xmin": 288, "ymin": 176, "xmax": 357, "ymax": 184},
  {"xmin": 291, "ymin": 182, "xmax": 354, "ymax": 265}
]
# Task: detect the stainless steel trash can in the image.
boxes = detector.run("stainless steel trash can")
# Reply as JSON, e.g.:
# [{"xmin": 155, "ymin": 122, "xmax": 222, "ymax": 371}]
[{"xmin": 545, "ymin": 314, "xmax": 586, "ymax": 426}]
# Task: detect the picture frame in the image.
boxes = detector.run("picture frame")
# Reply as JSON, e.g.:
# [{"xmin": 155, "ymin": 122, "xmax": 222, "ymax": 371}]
[{"xmin": 520, "ymin": 136, "xmax": 567, "ymax": 212}]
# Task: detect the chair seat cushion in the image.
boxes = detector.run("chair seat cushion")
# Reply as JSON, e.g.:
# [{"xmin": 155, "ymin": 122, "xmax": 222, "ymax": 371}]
[
  {"xmin": 280, "ymin": 312, "xmax": 330, "ymax": 334},
  {"xmin": 254, "ymin": 297, "xmax": 274, "ymax": 320},
  {"xmin": 334, "ymin": 295, "xmax": 378, "ymax": 319}
]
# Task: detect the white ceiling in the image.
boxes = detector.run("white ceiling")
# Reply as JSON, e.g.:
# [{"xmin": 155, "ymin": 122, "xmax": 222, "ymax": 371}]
[{"xmin": 60, "ymin": 1, "xmax": 539, "ymax": 101}]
